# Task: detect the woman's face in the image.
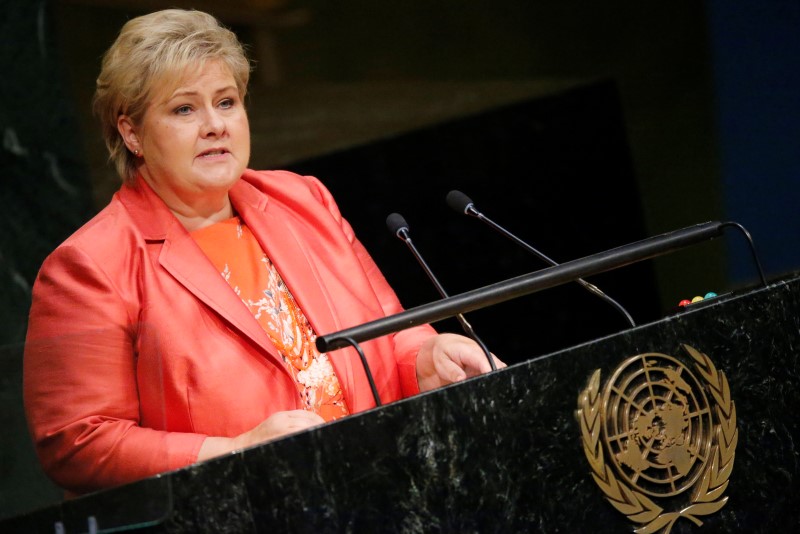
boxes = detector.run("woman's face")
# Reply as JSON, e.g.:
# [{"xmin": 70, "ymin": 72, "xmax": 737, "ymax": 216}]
[{"xmin": 119, "ymin": 60, "xmax": 250, "ymax": 214}]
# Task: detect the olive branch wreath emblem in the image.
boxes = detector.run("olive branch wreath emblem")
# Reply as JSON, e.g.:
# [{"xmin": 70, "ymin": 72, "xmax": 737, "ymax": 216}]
[{"xmin": 576, "ymin": 344, "xmax": 737, "ymax": 533}]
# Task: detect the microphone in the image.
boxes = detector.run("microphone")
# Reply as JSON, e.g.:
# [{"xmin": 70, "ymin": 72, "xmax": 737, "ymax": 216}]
[
  {"xmin": 386, "ymin": 212, "xmax": 497, "ymax": 371},
  {"xmin": 446, "ymin": 190, "xmax": 636, "ymax": 328},
  {"xmin": 318, "ymin": 220, "xmax": 728, "ymax": 352}
]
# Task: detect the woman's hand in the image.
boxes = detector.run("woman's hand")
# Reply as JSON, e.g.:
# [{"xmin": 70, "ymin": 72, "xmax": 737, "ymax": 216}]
[
  {"xmin": 234, "ymin": 410, "xmax": 325, "ymax": 449},
  {"xmin": 415, "ymin": 333, "xmax": 505, "ymax": 392},
  {"xmin": 198, "ymin": 410, "xmax": 325, "ymax": 461}
]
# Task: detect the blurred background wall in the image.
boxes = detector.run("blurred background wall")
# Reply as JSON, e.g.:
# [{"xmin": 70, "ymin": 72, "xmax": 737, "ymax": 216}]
[{"xmin": 2, "ymin": 0, "xmax": 798, "ymax": 519}]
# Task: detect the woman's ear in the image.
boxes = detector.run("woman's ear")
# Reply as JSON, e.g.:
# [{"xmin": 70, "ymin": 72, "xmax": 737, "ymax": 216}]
[{"xmin": 117, "ymin": 115, "xmax": 141, "ymax": 154}]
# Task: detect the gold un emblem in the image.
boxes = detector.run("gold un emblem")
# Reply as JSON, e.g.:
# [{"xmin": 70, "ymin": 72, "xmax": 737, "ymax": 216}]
[{"xmin": 576, "ymin": 344, "xmax": 737, "ymax": 533}]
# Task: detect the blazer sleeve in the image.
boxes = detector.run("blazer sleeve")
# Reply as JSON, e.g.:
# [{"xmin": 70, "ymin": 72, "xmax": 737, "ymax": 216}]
[
  {"xmin": 302, "ymin": 175, "xmax": 437, "ymax": 397},
  {"xmin": 24, "ymin": 244, "xmax": 206, "ymax": 494}
]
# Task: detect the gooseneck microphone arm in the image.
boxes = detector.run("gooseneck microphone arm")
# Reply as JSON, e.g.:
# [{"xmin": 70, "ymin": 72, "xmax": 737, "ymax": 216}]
[
  {"xmin": 446, "ymin": 190, "xmax": 636, "ymax": 328},
  {"xmin": 386, "ymin": 213, "xmax": 497, "ymax": 371},
  {"xmin": 316, "ymin": 221, "xmax": 726, "ymax": 353},
  {"xmin": 719, "ymin": 221, "xmax": 768, "ymax": 287},
  {"xmin": 338, "ymin": 336, "xmax": 382, "ymax": 406}
]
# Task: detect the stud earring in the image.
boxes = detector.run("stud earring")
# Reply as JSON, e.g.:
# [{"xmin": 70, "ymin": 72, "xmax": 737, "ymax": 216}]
[{"xmin": 134, "ymin": 149, "xmax": 141, "ymax": 157}]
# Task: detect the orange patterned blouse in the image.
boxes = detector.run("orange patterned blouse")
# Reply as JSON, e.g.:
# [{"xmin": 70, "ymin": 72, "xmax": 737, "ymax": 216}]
[{"xmin": 192, "ymin": 216, "xmax": 350, "ymax": 422}]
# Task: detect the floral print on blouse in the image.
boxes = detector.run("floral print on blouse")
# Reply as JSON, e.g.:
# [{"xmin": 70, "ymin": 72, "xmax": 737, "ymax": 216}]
[{"xmin": 192, "ymin": 216, "xmax": 349, "ymax": 422}]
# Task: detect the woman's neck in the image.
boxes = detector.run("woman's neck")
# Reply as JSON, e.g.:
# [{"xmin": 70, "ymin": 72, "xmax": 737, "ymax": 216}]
[
  {"xmin": 138, "ymin": 169, "xmax": 236, "ymax": 232},
  {"xmin": 171, "ymin": 196, "xmax": 234, "ymax": 232}
]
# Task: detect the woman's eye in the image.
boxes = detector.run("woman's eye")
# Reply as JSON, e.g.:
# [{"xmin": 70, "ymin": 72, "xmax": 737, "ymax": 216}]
[
  {"xmin": 174, "ymin": 105, "xmax": 192, "ymax": 115},
  {"xmin": 219, "ymin": 98, "xmax": 234, "ymax": 109}
]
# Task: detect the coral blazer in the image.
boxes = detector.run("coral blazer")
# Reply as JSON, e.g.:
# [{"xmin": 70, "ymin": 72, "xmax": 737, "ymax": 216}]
[{"xmin": 24, "ymin": 170, "xmax": 435, "ymax": 494}]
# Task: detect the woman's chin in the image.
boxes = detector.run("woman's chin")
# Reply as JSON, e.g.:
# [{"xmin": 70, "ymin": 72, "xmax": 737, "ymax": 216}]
[{"xmin": 192, "ymin": 164, "xmax": 244, "ymax": 190}]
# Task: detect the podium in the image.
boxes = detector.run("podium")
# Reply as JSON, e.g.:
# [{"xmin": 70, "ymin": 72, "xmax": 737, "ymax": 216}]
[{"xmin": 4, "ymin": 273, "xmax": 799, "ymax": 533}]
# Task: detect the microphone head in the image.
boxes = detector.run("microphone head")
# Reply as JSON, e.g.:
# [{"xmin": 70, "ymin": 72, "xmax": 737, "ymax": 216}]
[
  {"xmin": 446, "ymin": 190, "xmax": 474, "ymax": 214},
  {"xmin": 386, "ymin": 212, "xmax": 410, "ymax": 238}
]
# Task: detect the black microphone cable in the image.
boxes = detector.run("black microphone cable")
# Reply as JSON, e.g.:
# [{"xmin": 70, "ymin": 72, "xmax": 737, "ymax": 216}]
[
  {"xmin": 386, "ymin": 212, "xmax": 498, "ymax": 371},
  {"xmin": 446, "ymin": 190, "xmax": 636, "ymax": 328}
]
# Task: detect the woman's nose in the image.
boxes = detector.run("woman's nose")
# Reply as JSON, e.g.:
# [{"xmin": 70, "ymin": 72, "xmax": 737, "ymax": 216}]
[{"xmin": 201, "ymin": 108, "xmax": 226, "ymax": 137}]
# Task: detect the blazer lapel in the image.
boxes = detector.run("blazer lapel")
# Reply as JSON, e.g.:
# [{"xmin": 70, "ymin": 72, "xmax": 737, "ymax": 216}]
[
  {"xmin": 231, "ymin": 183, "xmax": 340, "ymax": 336},
  {"xmin": 159, "ymin": 227, "xmax": 287, "ymax": 366},
  {"xmin": 120, "ymin": 178, "xmax": 286, "ymax": 369},
  {"xmin": 231, "ymin": 180, "xmax": 361, "ymax": 408}
]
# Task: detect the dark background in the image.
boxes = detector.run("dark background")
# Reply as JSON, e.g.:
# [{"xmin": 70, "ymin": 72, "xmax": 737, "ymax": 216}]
[
  {"xmin": 289, "ymin": 81, "xmax": 659, "ymax": 360},
  {"xmin": 2, "ymin": 0, "xmax": 798, "ymax": 519}
]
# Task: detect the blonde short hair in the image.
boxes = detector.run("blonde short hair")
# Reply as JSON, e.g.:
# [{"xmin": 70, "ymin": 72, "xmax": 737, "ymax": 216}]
[{"xmin": 93, "ymin": 9, "xmax": 251, "ymax": 183}]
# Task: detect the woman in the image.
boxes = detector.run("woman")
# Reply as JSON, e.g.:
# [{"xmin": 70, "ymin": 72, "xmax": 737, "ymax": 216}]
[{"xmin": 23, "ymin": 9, "xmax": 500, "ymax": 495}]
